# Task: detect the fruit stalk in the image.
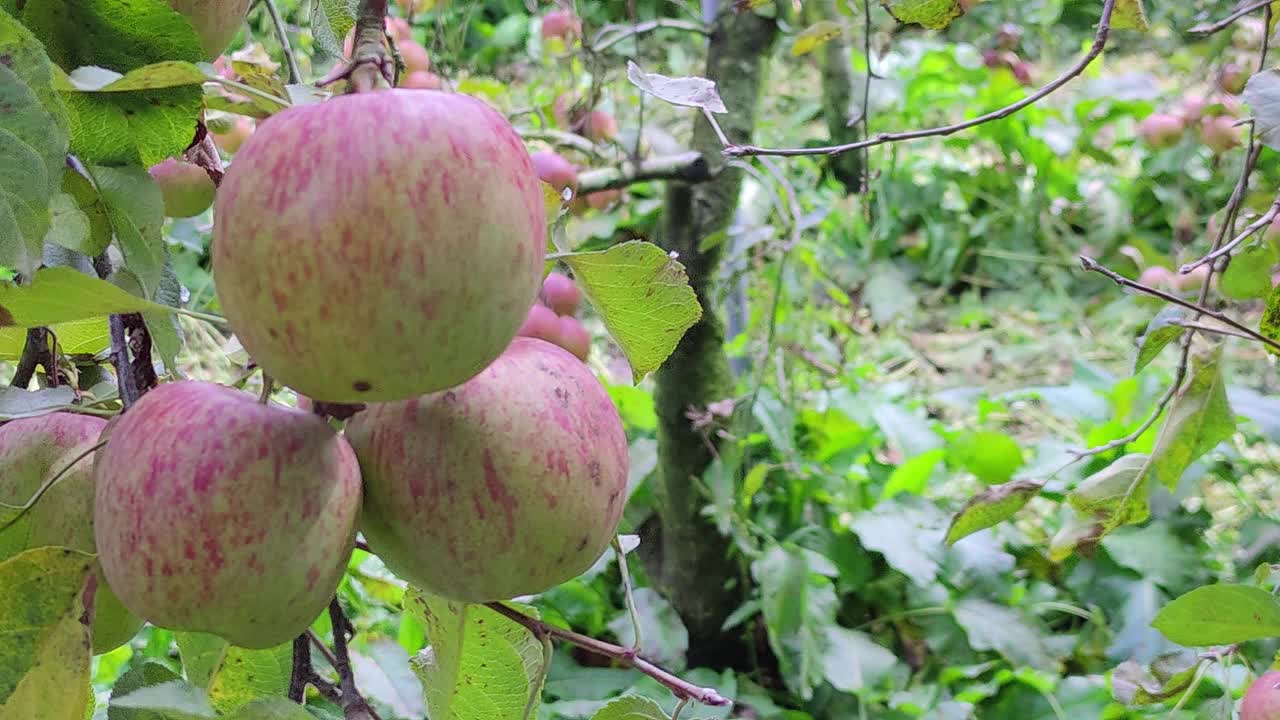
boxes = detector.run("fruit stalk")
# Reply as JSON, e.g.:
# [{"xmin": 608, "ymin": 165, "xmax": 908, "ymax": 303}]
[{"xmin": 349, "ymin": 0, "xmax": 392, "ymax": 92}]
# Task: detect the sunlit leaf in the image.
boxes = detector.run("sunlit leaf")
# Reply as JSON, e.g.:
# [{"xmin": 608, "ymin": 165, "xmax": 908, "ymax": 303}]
[
  {"xmin": 1146, "ymin": 353, "xmax": 1235, "ymax": 489},
  {"xmin": 0, "ymin": 266, "xmax": 169, "ymax": 329},
  {"xmin": 791, "ymin": 21, "xmax": 842, "ymax": 57},
  {"xmin": 945, "ymin": 479, "xmax": 1044, "ymax": 545},
  {"xmin": 1152, "ymin": 584, "xmax": 1280, "ymax": 646},
  {"xmin": 56, "ymin": 61, "xmax": 207, "ymax": 92},
  {"xmin": 880, "ymin": 0, "xmax": 964, "ymax": 30},
  {"xmin": 1133, "ymin": 306, "xmax": 1187, "ymax": 374},
  {"xmin": 1112, "ymin": 0, "xmax": 1150, "ymax": 31}
]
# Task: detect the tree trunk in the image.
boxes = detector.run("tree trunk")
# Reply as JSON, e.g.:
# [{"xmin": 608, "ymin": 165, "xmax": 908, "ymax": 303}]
[
  {"xmin": 651, "ymin": 9, "xmax": 776, "ymax": 666},
  {"xmin": 815, "ymin": 0, "xmax": 864, "ymax": 189}
]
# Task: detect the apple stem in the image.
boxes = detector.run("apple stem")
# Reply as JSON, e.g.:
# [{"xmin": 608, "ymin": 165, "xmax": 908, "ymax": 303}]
[
  {"xmin": 348, "ymin": 0, "xmax": 393, "ymax": 93},
  {"xmin": 483, "ymin": 601, "xmax": 731, "ymax": 708}
]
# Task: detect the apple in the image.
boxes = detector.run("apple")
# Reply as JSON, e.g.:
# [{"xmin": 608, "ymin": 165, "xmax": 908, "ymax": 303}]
[
  {"xmin": 1218, "ymin": 63, "xmax": 1250, "ymax": 95},
  {"xmin": 0, "ymin": 414, "xmax": 143, "ymax": 654},
  {"xmin": 212, "ymin": 90, "xmax": 546, "ymax": 403},
  {"xmin": 210, "ymin": 116, "xmax": 254, "ymax": 154},
  {"xmin": 579, "ymin": 110, "xmax": 618, "ymax": 142},
  {"xmin": 557, "ymin": 316, "xmax": 591, "ymax": 361},
  {"xmin": 1137, "ymin": 265, "xmax": 1176, "ymax": 290},
  {"xmin": 530, "ymin": 151, "xmax": 578, "ymax": 194},
  {"xmin": 93, "ymin": 382, "xmax": 362, "ymax": 649},
  {"xmin": 1137, "ymin": 113, "xmax": 1184, "ymax": 148},
  {"xmin": 540, "ymin": 272, "xmax": 581, "ymax": 316},
  {"xmin": 1242, "ymin": 671, "xmax": 1280, "ymax": 720},
  {"xmin": 167, "ymin": 0, "xmax": 252, "ymax": 59},
  {"xmin": 398, "ymin": 40, "xmax": 431, "ymax": 75},
  {"xmin": 149, "ymin": 158, "xmax": 216, "ymax": 218},
  {"xmin": 387, "ymin": 17, "xmax": 413, "ymax": 44},
  {"xmin": 541, "ymin": 9, "xmax": 582, "ymax": 41},
  {"xmin": 399, "ymin": 70, "xmax": 442, "ymax": 89},
  {"xmin": 517, "ymin": 303, "xmax": 561, "ymax": 345},
  {"xmin": 345, "ymin": 337, "xmax": 628, "ymax": 602},
  {"xmin": 1200, "ymin": 115, "xmax": 1241, "ymax": 153}
]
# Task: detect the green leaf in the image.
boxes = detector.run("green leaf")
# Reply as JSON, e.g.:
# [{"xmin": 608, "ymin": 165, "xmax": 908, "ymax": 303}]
[
  {"xmin": 562, "ymin": 241, "xmax": 702, "ymax": 382},
  {"xmin": 224, "ymin": 698, "xmax": 315, "ymax": 720},
  {"xmin": 310, "ymin": 0, "xmax": 359, "ymax": 57},
  {"xmin": 1067, "ymin": 453, "xmax": 1151, "ymax": 529},
  {"xmin": 0, "ymin": 547, "xmax": 94, "ymax": 719},
  {"xmin": 108, "ymin": 680, "xmax": 217, "ymax": 719},
  {"xmin": 1112, "ymin": 659, "xmax": 1199, "ymax": 705},
  {"xmin": 1146, "ymin": 353, "xmax": 1235, "ymax": 489},
  {"xmin": 791, "ymin": 21, "xmax": 843, "ymax": 57},
  {"xmin": 44, "ymin": 192, "xmax": 91, "ymax": 255},
  {"xmin": 1112, "ymin": 0, "xmax": 1150, "ymax": 31},
  {"xmin": 404, "ymin": 591, "xmax": 546, "ymax": 720},
  {"xmin": 589, "ymin": 695, "xmax": 669, "ymax": 720},
  {"xmin": 62, "ymin": 85, "xmax": 205, "ymax": 167},
  {"xmin": 0, "ymin": 266, "xmax": 169, "ymax": 328},
  {"xmin": 56, "ymin": 62, "xmax": 207, "ymax": 92},
  {"xmin": 12, "ymin": 0, "xmax": 203, "ymax": 71},
  {"xmin": 0, "ymin": 63, "xmax": 67, "ymax": 276},
  {"xmin": 1152, "ymin": 584, "xmax": 1280, "ymax": 646},
  {"xmin": 752, "ymin": 543, "xmax": 837, "ymax": 700},
  {"xmin": 1221, "ymin": 244, "xmax": 1277, "ymax": 300},
  {"xmin": 1133, "ymin": 306, "xmax": 1187, "ymax": 375},
  {"xmin": 87, "ymin": 164, "xmax": 167, "ymax": 296},
  {"xmin": 880, "ymin": 0, "xmax": 964, "ymax": 30},
  {"xmin": 175, "ymin": 633, "xmax": 228, "ymax": 689},
  {"xmin": 820, "ymin": 626, "xmax": 897, "ymax": 694},
  {"xmin": 952, "ymin": 597, "xmax": 1059, "ymax": 671},
  {"xmin": 1245, "ymin": 70, "xmax": 1280, "ymax": 151},
  {"xmin": 0, "ymin": 8, "xmax": 72, "ymax": 134},
  {"xmin": 0, "ymin": 318, "xmax": 109, "ymax": 361},
  {"xmin": 881, "ymin": 448, "xmax": 945, "ymax": 501},
  {"xmin": 207, "ymin": 642, "xmax": 292, "ymax": 713},
  {"xmin": 57, "ymin": 167, "xmax": 113, "ymax": 257},
  {"xmin": 0, "ymin": 385, "xmax": 77, "ymax": 420},
  {"xmin": 945, "ymin": 479, "xmax": 1044, "ymax": 545},
  {"xmin": 109, "ymin": 661, "xmax": 183, "ymax": 720},
  {"xmin": 1263, "ymin": 282, "xmax": 1280, "ymax": 355}
]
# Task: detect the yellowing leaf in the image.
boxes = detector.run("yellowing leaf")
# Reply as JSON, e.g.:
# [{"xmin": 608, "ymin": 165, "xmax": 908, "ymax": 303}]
[
  {"xmin": 945, "ymin": 479, "xmax": 1043, "ymax": 545},
  {"xmin": 562, "ymin": 241, "xmax": 702, "ymax": 382},
  {"xmin": 0, "ymin": 547, "xmax": 95, "ymax": 720},
  {"xmin": 881, "ymin": 0, "xmax": 965, "ymax": 30},
  {"xmin": 791, "ymin": 21, "xmax": 843, "ymax": 57},
  {"xmin": 55, "ymin": 61, "xmax": 207, "ymax": 92},
  {"xmin": 1112, "ymin": 0, "xmax": 1150, "ymax": 31}
]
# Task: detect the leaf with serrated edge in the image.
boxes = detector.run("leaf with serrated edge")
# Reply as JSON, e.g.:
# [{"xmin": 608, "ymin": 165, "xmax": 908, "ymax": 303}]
[
  {"xmin": 208, "ymin": 642, "xmax": 292, "ymax": 713},
  {"xmin": 1146, "ymin": 353, "xmax": 1235, "ymax": 489},
  {"xmin": 1152, "ymin": 584, "xmax": 1280, "ymax": 646},
  {"xmin": 87, "ymin": 164, "xmax": 168, "ymax": 296},
  {"xmin": 945, "ymin": 479, "xmax": 1043, "ymax": 545},
  {"xmin": 626, "ymin": 60, "xmax": 727, "ymax": 113},
  {"xmin": 880, "ymin": 0, "xmax": 964, "ymax": 30},
  {"xmin": 57, "ymin": 61, "xmax": 207, "ymax": 92},
  {"xmin": 0, "ymin": 266, "xmax": 169, "ymax": 328},
  {"xmin": 0, "ymin": 547, "xmax": 94, "ymax": 719},
  {"xmin": 1133, "ymin": 306, "xmax": 1187, "ymax": 375},
  {"xmin": 311, "ymin": 0, "xmax": 359, "ymax": 56},
  {"xmin": 563, "ymin": 241, "xmax": 702, "ymax": 382},
  {"xmin": 404, "ymin": 591, "xmax": 545, "ymax": 720}
]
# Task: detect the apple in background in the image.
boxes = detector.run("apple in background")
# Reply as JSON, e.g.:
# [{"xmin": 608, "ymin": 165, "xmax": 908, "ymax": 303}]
[
  {"xmin": 399, "ymin": 71, "xmax": 443, "ymax": 89},
  {"xmin": 1175, "ymin": 265, "xmax": 1212, "ymax": 291},
  {"xmin": 212, "ymin": 90, "xmax": 546, "ymax": 402},
  {"xmin": 517, "ymin": 303, "xmax": 561, "ymax": 345},
  {"xmin": 167, "ymin": 0, "xmax": 252, "ymax": 59},
  {"xmin": 579, "ymin": 110, "xmax": 618, "ymax": 142},
  {"xmin": 1218, "ymin": 63, "xmax": 1250, "ymax": 95},
  {"xmin": 1137, "ymin": 265, "xmax": 1176, "ymax": 291},
  {"xmin": 530, "ymin": 151, "xmax": 578, "ymax": 194},
  {"xmin": 541, "ymin": 9, "xmax": 582, "ymax": 42},
  {"xmin": 1177, "ymin": 94, "xmax": 1209, "ymax": 124},
  {"xmin": 210, "ymin": 116, "xmax": 254, "ymax": 154},
  {"xmin": 540, "ymin": 272, "xmax": 581, "ymax": 316},
  {"xmin": 1199, "ymin": 115, "xmax": 1241, "ymax": 153},
  {"xmin": 585, "ymin": 188, "xmax": 621, "ymax": 210},
  {"xmin": 1137, "ymin": 113, "xmax": 1184, "ymax": 149},
  {"xmin": 149, "ymin": 158, "xmax": 216, "ymax": 218},
  {"xmin": 0, "ymin": 414, "xmax": 143, "ymax": 654},
  {"xmin": 345, "ymin": 337, "xmax": 628, "ymax": 603},
  {"xmin": 557, "ymin": 315, "xmax": 591, "ymax": 361},
  {"xmin": 552, "ymin": 93, "xmax": 576, "ymax": 128},
  {"xmin": 398, "ymin": 40, "xmax": 431, "ymax": 75},
  {"xmin": 387, "ymin": 17, "xmax": 413, "ymax": 43},
  {"xmin": 1241, "ymin": 671, "xmax": 1280, "ymax": 720},
  {"xmin": 93, "ymin": 382, "xmax": 362, "ymax": 649}
]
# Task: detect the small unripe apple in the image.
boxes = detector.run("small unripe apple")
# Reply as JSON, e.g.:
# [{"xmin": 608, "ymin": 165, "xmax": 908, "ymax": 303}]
[
  {"xmin": 346, "ymin": 337, "xmax": 629, "ymax": 602},
  {"xmin": 213, "ymin": 90, "xmax": 546, "ymax": 402},
  {"xmin": 387, "ymin": 17, "xmax": 413, "ymax": 44},
  {"xmin": 1178, "ymin": 94, "xmax": 1210, "ymax": 123},
  {"xmin": 149, "ymin": 158, "xmax": 216, "ymax": 218},
  {"xmin": 1242, "ymin": 671, "xmax": 1280, "ymax": 720},
  {"xmin": 579, "ymin": 110, "xmax": 618, "ymax": 142},
  {"xmin": 557, "ymin": 316, "xmax": 591, "ymax": 361},
  {"xmin": 1138, "ymin": 266, "xmax": 1176, "ymax": 290},
  {"xmin": 529, "ymin": 151, "xmax": 578, "ymax": 194},
  {"xmin": 211, "ymin": 116, "xmax": 253, "ymax": 154},
  {"xmin": 167, "ymin": 0, "xmax": 252, "ymax": 59},
  {"xmin": 1137, "ymin": 113, "xmax": 1184, "ymax": 148},
  {"xmin": 1200, "ymin": 115, "xmax": 1241, "ymax": 153},
  {"xmin": 586, "ymin": 188, "xmax": 621, "ymax": 210},
  {"xmin": 540, "ymin": 272, "xmax": 580, "ymax": 316},
  {"xmin": 1176, "ymin": 265, "xmax": 1212, "ymax": 291},
  {"xmin": 517, "ymin": 303, "xmax": 560, "ymax": 344},
  {"xmin": 398, "ymin": 40, "xmax": 431, "ymax": 75},
  {"xmin": 0, "ymin": 414, "xmax": 143, "ymax": 654},
  {"xmin": 399, "ymin": 70, "xmax": 442, "ymax": 89},
  {"xmin": 94, "ymin": 382, "xmax": 362, "ymax": 649},
  {"xmin": 541, "ymin": 9, "xmax": 582, "ymax": 41},
  {"xmin": 1218, "ymin": 63, "xmax": 1250, "ymax": 95}
]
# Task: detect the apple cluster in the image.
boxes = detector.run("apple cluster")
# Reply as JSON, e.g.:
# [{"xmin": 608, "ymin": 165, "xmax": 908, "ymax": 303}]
[{"xmin": 4, "ymin": 8, "xmax": 631, "ymax": 652}]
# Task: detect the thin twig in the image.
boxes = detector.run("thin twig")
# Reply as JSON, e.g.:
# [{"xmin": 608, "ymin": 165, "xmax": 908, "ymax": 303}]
[
  {"xmin": 483, "ymin": 601, "xmax": 730, "ymax": 707},
  {"xmin": 258, "ymin": 0, "xmax": 303, "ymax": 84},
  {"xmin": 1181, "ymin": 194, "xmax": 1280, "ymax": 273},
  {"xmin": 307, "ymin": 628, "xmax": 341, "ymax": 671},
  {"xmin": 1169, "ymin": 319, "xmax": 1260, "ymax": 341},
  {"xmin": 1190, "ymin": 0, "xmax": 1274, "ymax": 35},
  {"xmin": 591, "ymin": 18, "xmax": 709, "ymax": 51},
  {"xmin": 1068, "ymin": 381, "xmax": 1178, "ymax": 458},
  {"xmin": 613, "ymin": 537, "xmax": 643, "ymax": 654},
  {"xmin": 724, "ymin": 0, "xmax": 1117, "ymax": 158},
  {"xmin": 1079, "ymin": 256, "xmax": 1280, "ymax": 353},
  {"xmin": 108, "ymin": 315, "xmax": 140, "ymax": 409}
]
